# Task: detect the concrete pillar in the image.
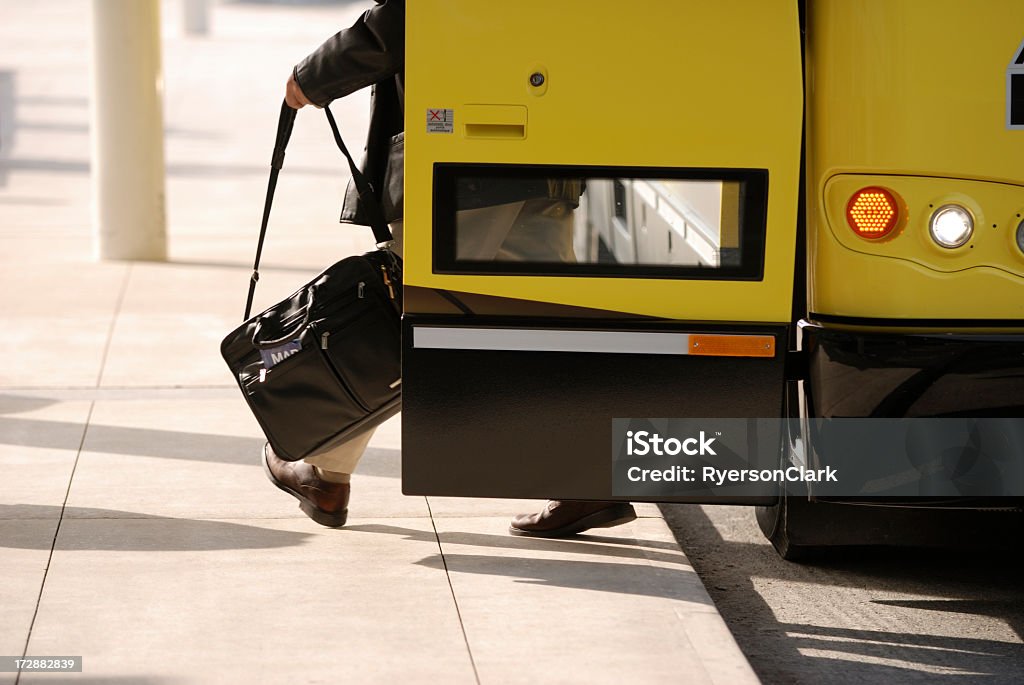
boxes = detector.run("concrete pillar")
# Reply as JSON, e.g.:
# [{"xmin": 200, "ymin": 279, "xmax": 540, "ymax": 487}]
[
  {"xmin": 183, "ymin": 0, "xmax": 210, "ymax": 36},
  {"xmin": 90, "ymin": 0, "xmax": 167, "ymax": 261}
]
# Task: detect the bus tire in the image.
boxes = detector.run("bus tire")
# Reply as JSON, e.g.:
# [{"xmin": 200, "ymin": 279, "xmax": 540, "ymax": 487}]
[{"xmin": 755, "ymin": 497, "xmax": 824, "ymax": 562}]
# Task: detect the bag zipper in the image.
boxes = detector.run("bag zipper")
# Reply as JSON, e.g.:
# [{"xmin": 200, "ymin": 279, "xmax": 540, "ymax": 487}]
[{"xmin": 380, "ymin": 265, "xmax": 395, "ymax": 300}]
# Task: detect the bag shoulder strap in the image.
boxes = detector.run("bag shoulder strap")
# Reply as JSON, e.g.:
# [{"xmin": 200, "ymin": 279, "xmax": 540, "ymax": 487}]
[
  {"xmin": 323, "ymin": 105, "xmax": 394, "ymax": 247},
  {"xmin": 243, "ymin": 100, "xmax": 394, "ymax": 320}
]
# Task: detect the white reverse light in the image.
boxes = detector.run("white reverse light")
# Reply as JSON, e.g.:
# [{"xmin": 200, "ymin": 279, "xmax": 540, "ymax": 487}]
[{"xmin": 929, "ymin": 204, "xmax": 974, "ymax": 248}]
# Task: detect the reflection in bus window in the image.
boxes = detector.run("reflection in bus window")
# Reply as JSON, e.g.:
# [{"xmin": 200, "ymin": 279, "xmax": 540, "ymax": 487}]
[
  {"xmin": 612, "ymin": 180, "xmax": 628, "ymax": 222},
  {"xmin": 578, "ymin": 179, "xmax": 742, "ymax": 268},
  {"xmin": 455, "ymin": 177, "xmax": 740, "ymax": 267},
  {"xmin": 455, "ymin": 177, "xmax": 582, "ymax": 263},
  {"xmin": 436, "ymin": 166, "xmax": 767, "ymax": 280}
]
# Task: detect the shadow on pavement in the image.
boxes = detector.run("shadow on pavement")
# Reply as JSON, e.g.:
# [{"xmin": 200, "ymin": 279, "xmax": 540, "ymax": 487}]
[
  {"xmin": 780, "ymin": 621, "xmax": 1023, "ymax": 674},
  {"xmin": 0, "ymin": 416, "xmax": 265, "ymax": 466},
  {"xmin": 0, "ymin": 505, "xmax": 312, "ymax": 551},
  {"xmin": 0, "ymin": 411, "xmax": 401, "ymax": 475},
  {"xmin": 0, "ymin": 395, "xmax": 59, "ymax": 415},
  {"xmin": 346, "ymin": 522, "xmax": 706, "ymax": 602},
  {"xmin": 348, "ymin": 522, "xmax": 686, "ymax": 565},
  {"xmin": 420, "ymin": 553, "xmax": 708, "ymax": 603}
]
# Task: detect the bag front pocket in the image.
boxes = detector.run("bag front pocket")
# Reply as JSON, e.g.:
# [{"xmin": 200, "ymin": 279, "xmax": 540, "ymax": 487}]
[
  {"xmin": 315, "ymin": 302, "xmax": 401, "ymax": 412},
  {"xmin": 242, "ymin": 328, "xmax": 367, "ymax": 461}
]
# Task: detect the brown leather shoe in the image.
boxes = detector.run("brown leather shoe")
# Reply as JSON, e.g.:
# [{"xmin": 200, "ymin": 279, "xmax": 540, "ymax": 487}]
[
  {"xmin": 262, "ymin": 444, "xmax": 350, "ymax": 527},
  {"xmin": 509, "ymin": 500, "xmax": 637, "ymax": 538}
]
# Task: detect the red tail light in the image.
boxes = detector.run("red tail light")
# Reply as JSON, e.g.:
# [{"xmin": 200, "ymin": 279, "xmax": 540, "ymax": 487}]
[{"xmin": 846, "ymin": 187, "xmax": 900, "ymax": 240}]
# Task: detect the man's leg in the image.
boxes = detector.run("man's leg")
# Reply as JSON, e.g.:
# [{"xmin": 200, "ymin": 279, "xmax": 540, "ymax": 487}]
[
  {"xmin": 493, "ymin": 197, "xmax": 577, "ymax": 263},
  {"xmin": 262, "ymin": 429, "xmax": 373, "ymax": 528},
  {"xmin": 303, "ymin": 428, "xmax": 374, "ymax": 480},
  {"xmin": 262, "ymin": 221, "xmax": 403, "ymax": 527},
  {"xmin": 455, "ymin": 201, "xmax": 526, "ymax": 260}
]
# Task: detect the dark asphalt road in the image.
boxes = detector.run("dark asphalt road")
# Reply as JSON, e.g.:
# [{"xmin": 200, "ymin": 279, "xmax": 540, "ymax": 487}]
[{"xmin": 661, "ymin": 504, "xmax": 1024, "ymax": 685}]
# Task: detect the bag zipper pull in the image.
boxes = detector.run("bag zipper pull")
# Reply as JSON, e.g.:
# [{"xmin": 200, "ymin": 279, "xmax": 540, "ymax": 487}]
[
  {"xmin": 321, "ymin": 331, "xmax": 331, "ymax": 350},
  {"xmin": 358, "ymin": 281, "xmax": 366, "ymax": 299},
  {"xmin": 379, "ymin": 265, "xmax": 395, "ymax": 300}
]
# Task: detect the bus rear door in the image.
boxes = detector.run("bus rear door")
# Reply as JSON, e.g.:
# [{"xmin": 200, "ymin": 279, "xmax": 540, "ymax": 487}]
[{"xmin": 400, "ymin": 0, "xmax": 804, "ymax": 502}]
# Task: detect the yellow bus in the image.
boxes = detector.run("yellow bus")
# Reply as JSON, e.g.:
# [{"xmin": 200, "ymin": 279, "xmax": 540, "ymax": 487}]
[{"xmin": 398, "ymin": 0, "xmax": 1024, "ymax": 558}]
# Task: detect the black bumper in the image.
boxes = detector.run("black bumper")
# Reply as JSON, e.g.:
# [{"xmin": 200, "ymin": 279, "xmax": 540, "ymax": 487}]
[
  {"xmin": 800, "ymin": 321, "xmax": 1024, "ymax": 504},
  {"xmin": 803, "ymin": 322, "xmax": 1024, "ymax": 419}
]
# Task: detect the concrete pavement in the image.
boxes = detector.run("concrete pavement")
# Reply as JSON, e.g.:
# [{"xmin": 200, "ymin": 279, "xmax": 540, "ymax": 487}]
[{"xmin": 0, "ymin": 1, "xmax": 759, "ymax": 683}]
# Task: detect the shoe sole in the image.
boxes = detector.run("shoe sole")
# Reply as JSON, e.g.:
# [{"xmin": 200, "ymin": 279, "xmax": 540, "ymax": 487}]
[
  {"xmin": 262, "ymin": 446, "xmax": 348, "ymax": 528},
  {"xmin": 507, "ymin": 503, "xmax": 637, "ymax": 538}
]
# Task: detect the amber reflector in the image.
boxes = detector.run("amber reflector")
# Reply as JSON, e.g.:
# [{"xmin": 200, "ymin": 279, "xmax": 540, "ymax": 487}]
[
  {"xmin": 689, "ymin": 335, "xmax": 775, "ymax": 358},
  {"xmin": 846, "ymin": 187, "xmax": 900, "ymax": 239}
]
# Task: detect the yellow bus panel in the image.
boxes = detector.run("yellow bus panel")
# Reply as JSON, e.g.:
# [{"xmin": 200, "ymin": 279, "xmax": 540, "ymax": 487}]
[{"xmin": 404, "ymin": 0, "xmax": 802, "ymax": 322}]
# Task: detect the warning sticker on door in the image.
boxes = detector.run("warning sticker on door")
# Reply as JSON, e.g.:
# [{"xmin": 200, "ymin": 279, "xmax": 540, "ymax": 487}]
[{"xmin": 427, "ymin": 108, "xmax": 454, "ymax": 133}]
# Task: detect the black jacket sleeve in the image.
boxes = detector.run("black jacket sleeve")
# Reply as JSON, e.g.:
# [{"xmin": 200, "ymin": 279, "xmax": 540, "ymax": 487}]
[{"xmin": 292, "ymin": 0, "xmax": 405, "ymax": 108}]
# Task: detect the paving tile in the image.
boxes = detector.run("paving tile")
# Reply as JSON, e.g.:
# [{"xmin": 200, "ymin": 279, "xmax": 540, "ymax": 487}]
[
  {"xmin": 0, "ymin": 263, "xmax": 126, "ymax": 318},
  {"xmin": 97, "ymin": 262, "xmax": 242, "ymax": 388},
  {"xmin": 98, "ymin": 313, "xmax": 241, "ymax": 388},
  {"xmin": 65, "ymin": 397, "xmax": 305, "ymax": 521},
  {"xmin": 2, "ymin": 318, "xmax": 113, "ymax": 389},
  {"xmin": 0, "ymin": 183, "xmax": 91, "ymax": 242},
  {"xmin": 65, "ymin": 400, "xmax": 424, "ymax": 520},
  {"xmin": 434, "ymin": 515, "xmax": 758, "ymax": 685},
  {"xmin": 0, "ymin": 519, "xmax": 60, "ymax": 683},
  {"xmin": 0, "ymin": 235, "xmax": 94, "ymax": 265},
  {"xmin": 25, "ymin": 517, "xmax": 476, "ymax": 684},
  {"xmin": 0, "ymin": 398, "xmax": 90, "ymax": 519},
  {"xmin": 0, "ymin": 261, "xmax": 125, "ymax": 387}
]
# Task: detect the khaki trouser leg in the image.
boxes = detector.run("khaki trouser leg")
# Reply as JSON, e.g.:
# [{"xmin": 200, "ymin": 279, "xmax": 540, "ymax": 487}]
[
  {"xmin": 456, "ymin": 199, "xmax": 576, "ymax": 262},
  {"xmin": 304, "ymin": 428, "xmax": 375, "ymax": 474},
  {"xmin": 495, "ymin": 198, "xmax": 577, "ymax": 262},
  {"xmin": 455, "ymin": 201, "xmax": 525, "ymax": 260}
]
